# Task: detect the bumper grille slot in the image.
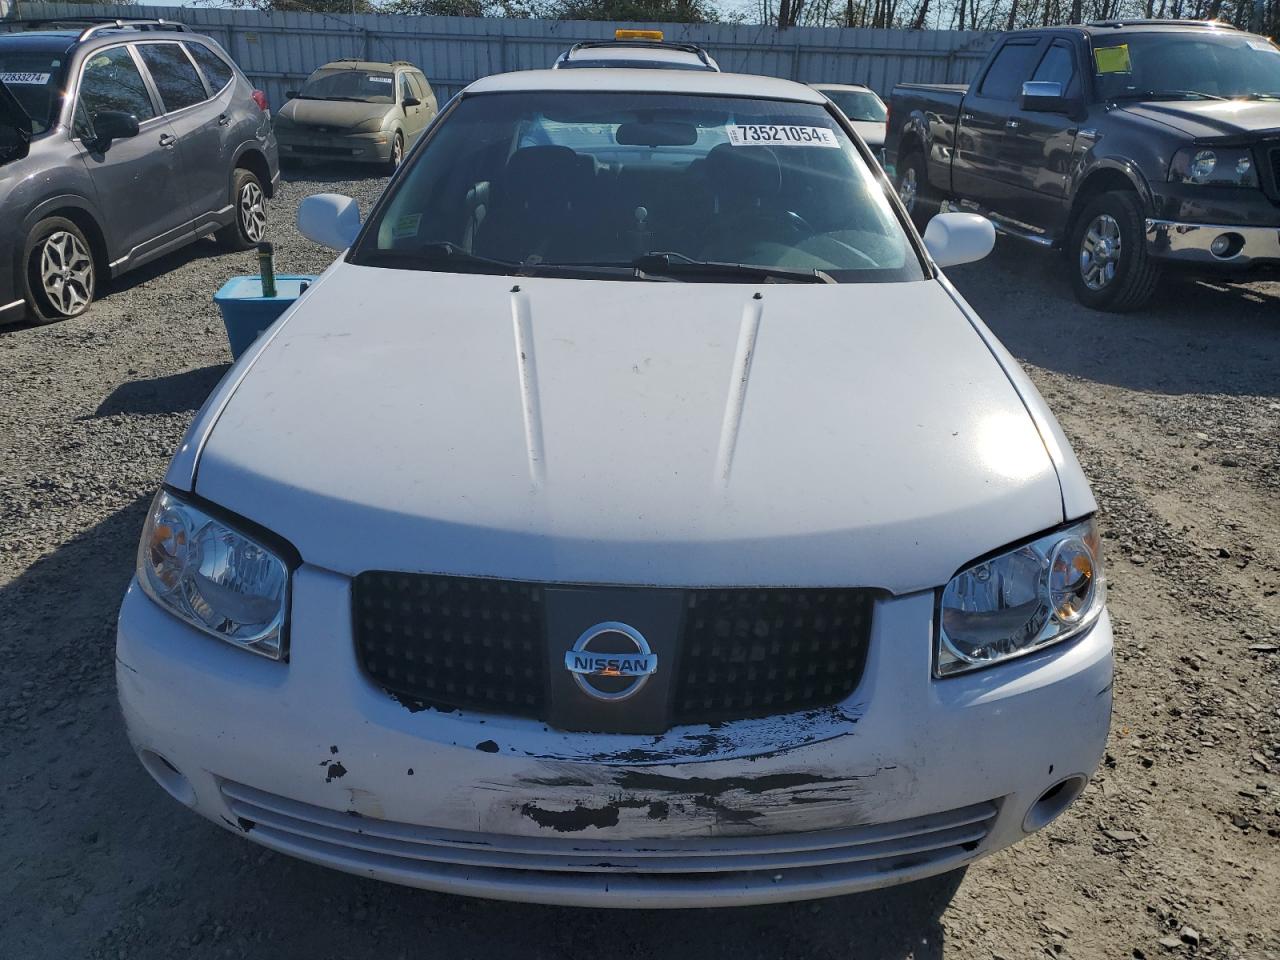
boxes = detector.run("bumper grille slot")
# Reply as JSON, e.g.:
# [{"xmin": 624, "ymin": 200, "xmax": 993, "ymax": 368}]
[
  {"xmin": 353, "ymin": 572, "xmax": 875, "ymax": 725},
  {"xmin": 221, "ymin": 780, "xmax": 996, "ymax": 905}
]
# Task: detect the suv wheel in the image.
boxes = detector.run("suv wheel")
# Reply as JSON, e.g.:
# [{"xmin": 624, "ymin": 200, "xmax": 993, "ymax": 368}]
[
  {"xmin": 1068, "ymin": 191, "xmax": 1161, "ymax": 312},
  {"xmin": 386, "ymin": 132, "xmax": 404, "ymax": 175},
  {"xmin": 217, "ymin": 168, "xmax": 268, "ymax": 251},
  {"xmin": 23, "ymin": 217, "xmax": 96, "ymax": 324}
]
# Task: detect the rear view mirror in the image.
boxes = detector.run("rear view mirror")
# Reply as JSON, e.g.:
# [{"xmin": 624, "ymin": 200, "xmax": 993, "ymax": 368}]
[
  {"xmin": 402, "ymin": 96, "xmax": 421, "ymax": 108},
  {"xmin": 90, "ymin": 110, "xmax": 139, "ymax": 151},
  {"xmin": 615, "ymin": 121, "xmax": 698, "ymax": 147},
  {"xmin": 1020, "ymin": 80, "xmax": 1071, "ymax": 113},
  {"xmin": 298, "ymin": 193, "xmax": 362, "ymax": 250},
  {"xmin": 285, "ymin": 89, "xmax": 300, "ymax": 99},
  {"xmin": 923, "ymin": 212, "xmax": 995, "ymax": 267}
]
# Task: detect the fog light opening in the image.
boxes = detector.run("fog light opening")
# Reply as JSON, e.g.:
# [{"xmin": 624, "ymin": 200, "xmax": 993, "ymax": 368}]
[
  {"xmin": 1023, "ymin": 774, "xmax": 1087, "ymax": 833},
  {"xmin": 1209, "ymin": 233, "xmax": 1244, "ymax": 259},
  {"xmin": 139, "ymin": 749, "xmax": 197, "ymax": 808}
]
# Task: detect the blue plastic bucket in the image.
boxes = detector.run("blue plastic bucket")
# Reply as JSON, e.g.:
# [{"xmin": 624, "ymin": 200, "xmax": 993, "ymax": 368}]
[{"xmin": 213, "ymin": 275, "xmax": 318, "ymax": 359}]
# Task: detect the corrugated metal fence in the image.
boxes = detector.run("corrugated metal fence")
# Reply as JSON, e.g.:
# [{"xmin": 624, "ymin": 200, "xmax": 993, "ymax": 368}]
[{"xmin": 19, "ymin": 2, "xmax": 998, "ymax": 107}]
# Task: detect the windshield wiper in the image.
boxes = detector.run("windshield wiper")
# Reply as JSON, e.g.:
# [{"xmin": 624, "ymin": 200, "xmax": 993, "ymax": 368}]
[
  {"xmin": 1236, "ymin": 92, "xmax": 1280, "ymax": 101},
  {"xmin": 1113, "ymin": 90, "xmax": 1228, "ymax": 102},
  {"xmin": 363, "ymin": 243, "xmax": 633, "ymax": 278},
  {"xmin": 631, "ymin": 252, "xmax": 837, "ymax": 284}
]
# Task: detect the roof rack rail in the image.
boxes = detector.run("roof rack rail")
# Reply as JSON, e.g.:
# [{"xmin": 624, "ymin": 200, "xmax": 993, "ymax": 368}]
[
  {"xmin": 1086, "ymin": 17, "xmax": 1237, "ymax": 28},
  {"xmin": 0, "ymin": 17, "xmax": 193, "ymax": 40},
  {"xmin": 566, "ymin": 38, "xmax": 714, "ymax": 68}
]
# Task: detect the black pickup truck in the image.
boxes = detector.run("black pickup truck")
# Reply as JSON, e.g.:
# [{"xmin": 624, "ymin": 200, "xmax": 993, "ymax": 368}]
[{"xmin": 884, "ymin": 20, "xmax": 1280, "ymax": 310}]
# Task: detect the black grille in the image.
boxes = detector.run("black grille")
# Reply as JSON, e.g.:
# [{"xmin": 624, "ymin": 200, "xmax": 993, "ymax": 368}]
[
  {"xmin": 353, "ymin": 573, "xmax": 875, "ymax": 725},
  {"xmin": 673, "ymin": 588, "xmax": 875, "ymax": 724},
  {"xmin": 353, "ymin": 572, "xmax": 548, "ymax": 718}
]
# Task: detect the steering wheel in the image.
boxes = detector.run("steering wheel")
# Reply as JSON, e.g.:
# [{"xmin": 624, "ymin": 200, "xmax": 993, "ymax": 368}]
[{"xmin": 701, "ymin": 207, "xmax": 815, "ymax": 254}]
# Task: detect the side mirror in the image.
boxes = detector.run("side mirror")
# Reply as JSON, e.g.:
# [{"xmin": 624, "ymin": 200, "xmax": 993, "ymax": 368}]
[
  {"xmin": 90, "ymin": 110, "xmax": 140, "ymax": 151},
  {"xmin": 923, "ymin": 212, "xmax": 995, "ymax": 267},
  {"xmin": 1020, "ymin": 80, "xmax": 1072, "ymax": 113},
  {"xmin": 297, "ymin": 193, "xmax": 362, "ymax": 250},
  {"xmin": 285, "ymin": 89, "xmax": 300, "ymax": 99},
  {"xmin": 402, "ymin": 96, "xmax": 421, "ymax": 108}
]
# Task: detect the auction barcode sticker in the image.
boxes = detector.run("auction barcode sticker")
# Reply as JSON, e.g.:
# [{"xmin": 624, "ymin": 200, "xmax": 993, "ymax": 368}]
[
  {"xmin": 0, "ymin": 72, "xmax": 51, "ymax": 85},
  {"xmin": 726, "ymin": 124, "xmax": 840, "ymax": 148}
]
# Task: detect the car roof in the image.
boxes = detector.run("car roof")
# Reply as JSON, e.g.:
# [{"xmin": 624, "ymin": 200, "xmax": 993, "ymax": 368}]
[
  {"xmin": 1007, "ymin": 18, "xmax": 1250, "ymax": 37},
  {"xmin": 317, "ymin": 59, "xmax": 417, "ymax": 72},
  {"xmin": 809, "ymin": 83, "xmax": 878, "ymax": 94},
  {"xmin": 467, "ymin": 68, "xmax": 827, "ymax": 102},
  {"xmin": 0, "ymin": 31, "xmax": 79, "ymax": 53},
  {"xmin": 564, "ymin": 46, "xmax": 708, "ymax": 66}
]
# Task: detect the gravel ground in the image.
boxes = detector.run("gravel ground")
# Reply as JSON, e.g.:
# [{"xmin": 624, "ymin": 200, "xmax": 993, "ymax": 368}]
[{"xmin": 1, "ymin": 169, "xmax": 1278, "ymax": 960}]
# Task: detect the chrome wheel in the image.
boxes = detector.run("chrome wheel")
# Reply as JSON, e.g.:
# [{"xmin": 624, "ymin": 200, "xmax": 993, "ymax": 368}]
[
  {"xmin": 898, "ymin": 165, "xmax": 918, "ymax": 212},
  {"xmin": 1079, "ymin": 213, "xmax": 1122, "ymax": 291},
  {"xmin": 391, "ymin": 135, "xmax": 403, "ymax": 169},
  {"xmin": 239, "ymin": 181, "xmax": 267, "ymax": 243},
  {"xmin": 39, "ymin": 231, "xmax": 94, "ymax": 317}
]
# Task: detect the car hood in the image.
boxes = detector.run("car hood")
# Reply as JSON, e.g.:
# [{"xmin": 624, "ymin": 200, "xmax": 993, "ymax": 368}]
[
  {"xmin": 277, "ymin": 98, "xmax": 388, "ymax": 129},
  {"xmin": 1119, "ymin": 99, "xmax": 1280, "ymax": 140},
  {"xmin": 849, "ymin": 119, "xmax": 886, "ymax": 148},
  {"xmin": 193, "ymin": 268, "xmax": 1065, "ymax": 594}
]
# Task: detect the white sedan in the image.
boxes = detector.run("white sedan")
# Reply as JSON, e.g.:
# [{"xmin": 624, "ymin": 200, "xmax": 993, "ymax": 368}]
[
  {"xmin": 810, "ymin": 82, "xmax": 889, "ymax": 153},
  {"xmin": 117, "ymin": 66, "xmax": 1111, "ymax": 909}
]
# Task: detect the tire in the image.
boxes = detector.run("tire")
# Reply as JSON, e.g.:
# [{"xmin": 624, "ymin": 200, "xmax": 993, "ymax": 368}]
[
  {"xmin": 385, "ymin": 131, "xmax": 404, "ymax": 175},
  {"xmin": 21, "ymin": 217, "xmax": 97, "ymax": 325},
  {"xmin": 1068, "ymin": 190, "xmax": 1161, "ymax": 312},
  {"xmin": 216, "ymin": 167, "xmax": 268, "ymax": 251},
  {"xmin": 896, "ymin": 150, "xmax": 937, "ymax": 232}
]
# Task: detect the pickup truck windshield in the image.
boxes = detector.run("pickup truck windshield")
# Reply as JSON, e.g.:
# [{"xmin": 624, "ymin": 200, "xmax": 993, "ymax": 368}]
[
  {"xmin": 356, "ymin": 91, "xmax": 922, "ymax": 283},
  {"xmin": 299, "ymin": 69, "xmax": 396, "ymax": 104},
  {"xmin": 0, "ymin": 50, "xmax": 65, "ymax": 134},
  {"xmin": 1093, "ymin": 32, "xmax": 1280, "ymax": 101}
]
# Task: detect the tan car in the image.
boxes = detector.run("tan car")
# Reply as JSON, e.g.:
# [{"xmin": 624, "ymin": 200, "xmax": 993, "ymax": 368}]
[{"xmin": 274, "ymin": 59, "xmax": 436, "ymax": 172}]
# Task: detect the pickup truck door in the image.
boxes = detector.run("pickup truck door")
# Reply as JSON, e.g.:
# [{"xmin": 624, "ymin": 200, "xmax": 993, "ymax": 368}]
[
  {"xmin": 1001, "ymin": 39, "xmax": 1084, "ymax": 238},
  {"xmin": 952, "ymin": 38, "xmax": 1045, "ymax": 207}
]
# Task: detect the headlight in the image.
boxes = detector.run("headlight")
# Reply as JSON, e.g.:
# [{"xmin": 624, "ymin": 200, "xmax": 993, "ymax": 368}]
[
  {"xmin": 1170, "ymin": 147, "xmax": 1258, "ymax": 187},
  {"xmin": 350, "ymin": 117, "xmax": 386, "ymax": 134},
  {"xmin": 936, "ymin": 518, "xmax": 1105, "ymax": 677},
  {"xmin": 137, "ymin": 489, "xmax": 291, "ymax": 659}
]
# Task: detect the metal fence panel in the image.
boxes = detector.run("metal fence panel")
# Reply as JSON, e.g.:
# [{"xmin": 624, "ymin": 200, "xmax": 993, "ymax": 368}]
[{"xmin": 16, "ymin": 2, "xmax": 999, "ymax": 107}]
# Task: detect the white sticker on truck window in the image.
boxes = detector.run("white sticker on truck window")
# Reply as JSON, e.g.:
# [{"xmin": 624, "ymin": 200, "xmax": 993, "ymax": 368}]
[
  {"xmin": 368, "ymin": 76, "xmax": 393, "ymax": 84},
  {"xmin": 726, "ymin": 124, "xmax": 840, "ymax": 148},
  {"xmin": 0, "ymin": 72, "xmax": 51, "ymax": 85}
]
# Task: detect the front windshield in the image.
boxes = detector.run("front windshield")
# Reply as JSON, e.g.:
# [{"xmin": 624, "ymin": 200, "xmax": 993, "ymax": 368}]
[
  {"xmin": 0, "ymin": 49, "xmax": 66, "ymax": 133},
  {"xmin": 355, "ymin": 91, "xmax": 922, "ymax": 284},
  {"xmin": 1093, "ymin": 32, "xmax": 1280, "ymax": 101},
  {"xmin": 822, "ymin": 89, "xmax": 887, "ymax": 123},
  {"xmin": 299, "ymin": 69, "xmax": 395, "ymax": 103}
]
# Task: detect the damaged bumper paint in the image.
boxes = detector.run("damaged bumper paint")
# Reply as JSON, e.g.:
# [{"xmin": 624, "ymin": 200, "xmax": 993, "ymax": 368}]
[{"xmin": 117, "ymin": 565, "xmax": 1112, "ymax": 908}]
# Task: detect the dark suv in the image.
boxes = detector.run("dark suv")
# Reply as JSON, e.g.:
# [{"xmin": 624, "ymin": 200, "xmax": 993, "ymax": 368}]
[{"xmin": 0, "ymin": 18, "xmax": 279, "ymax": 324}]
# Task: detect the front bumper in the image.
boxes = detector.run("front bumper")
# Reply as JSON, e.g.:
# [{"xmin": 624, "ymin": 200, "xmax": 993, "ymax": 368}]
[
  {"xmin": 277, "ymin": 129, "xmax": 393, "ymax": 163},
  {"xmin": 1145, "ymin": 219, "xmax": 1280, "ymax": 267},
  {"xmin": 116, "ymin": 566, "xmax": 1113, "ymax": 908}
]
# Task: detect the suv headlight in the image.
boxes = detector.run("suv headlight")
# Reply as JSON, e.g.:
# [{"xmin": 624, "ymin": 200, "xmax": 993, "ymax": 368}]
[
  {"xmin": 936, "ymin": 518, "xmax": 1105, "ymax": 677},
  {"xmin": 137, "ymin": 489, "xmax": 291, "ymax": 659},
  {"xmin": 1170, "ymin": 147, "xmax": 1258, "ymax": 187}
]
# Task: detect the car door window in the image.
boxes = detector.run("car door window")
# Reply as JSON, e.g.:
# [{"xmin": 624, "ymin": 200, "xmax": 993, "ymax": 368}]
[
  {"xmin": 185, "ymin": 41, "xmax": 233, "ymax": 94},
  {"xmin": 399, "ymin": 73, "xmax": 414, "ymax": 104},
  {"xmin": 74, "ymin": 45, "xmax": 156, "ymax": 139},
  {"xmin": 1032, "ymin": 40, "xmax": 1079, "ymax": 96},
  {"xmin": 137, "ymin": 42, "xmax": 207, "ymax": 113},
  {"xmin": 978, "ymin": 40, "xmax": 1042, "ymax": 100}
]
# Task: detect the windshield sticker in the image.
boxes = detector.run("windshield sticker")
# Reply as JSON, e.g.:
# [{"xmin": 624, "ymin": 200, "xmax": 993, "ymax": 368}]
[
  {"xmin": 390, "ymin": 213, "xmax": 421, "ymax": 240},
  {"xmin": 368, "ymin": 76, "xmax": 393, "ymax": 84},
  {"xmin": 0, "ymin": 72, "xmax": 51, "ymax": 85},
  {"xmin": 1094, "ymin": 44, "xmax": 1132, "ymax": 74},
  {"xmin": 726, "ymin": 124, "xmax": 840, "ymax": 147},
  {"xmin": 1247, "ymin": 39, "xmax": 1279, "ymax": 54}
]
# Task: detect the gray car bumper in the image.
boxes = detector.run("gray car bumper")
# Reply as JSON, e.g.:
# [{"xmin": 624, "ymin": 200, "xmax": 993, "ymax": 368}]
[
  {"xmin": 278, "ymin": 131, "xmax": 395, "ymax": 164},
  {"xmin": 1146, "ymin": 219, "xmax": 1280, "ymax": 267}
]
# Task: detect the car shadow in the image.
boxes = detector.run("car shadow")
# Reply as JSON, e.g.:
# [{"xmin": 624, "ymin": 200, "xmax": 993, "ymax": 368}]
[
  {"xmin": 280, "ymin": 161, "xmax": 388, "ymax": 184},
  {"xmin": 91, "ymin": 363, "xmax": 230, "ymax": 418},
  {"xmin": 947, "ymin": 236, "xmax": 1280, "ymax": 397},
  {"xmin": 0, "ymin": 493, "xmax": 964, "ymax": 959},
  {"xmin": 100, "ymin": 237, "xmax": 232, "ymax": 299}
]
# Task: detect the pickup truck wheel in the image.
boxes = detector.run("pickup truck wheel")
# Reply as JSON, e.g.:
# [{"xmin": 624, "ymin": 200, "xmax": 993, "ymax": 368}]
[
  {"xmin": 896, "ymin": 152, "xmax": 935, "ymax": 230},
  {"xmin": 1069, "ymin": 191, "xmax": 1161, "ymax": 312}
]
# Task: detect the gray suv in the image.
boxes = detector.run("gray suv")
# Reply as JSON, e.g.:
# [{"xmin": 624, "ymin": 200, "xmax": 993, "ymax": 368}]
[{"xmin": 0, "ymin": 18, "xmax": 279, "ymax": 324}]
